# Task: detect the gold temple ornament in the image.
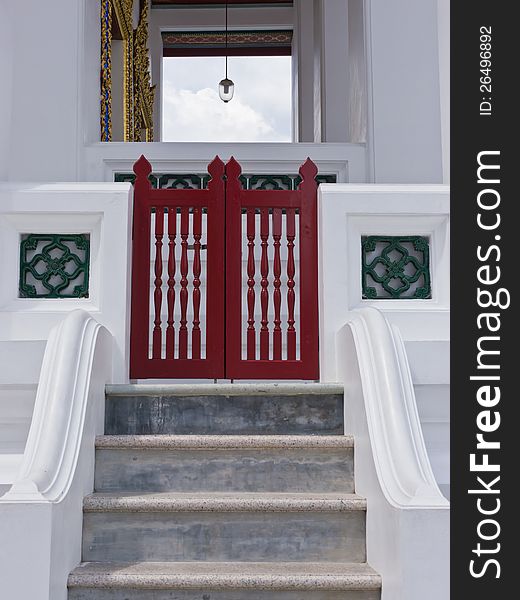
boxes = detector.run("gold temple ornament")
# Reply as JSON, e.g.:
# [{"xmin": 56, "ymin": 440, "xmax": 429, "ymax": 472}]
[
  {"xmin": 100, "ymin": 0, "xmax": 113, "ymax": 141},
  {"xmin": 133, "ymin": 1, "xmax": 156, "ymax": 142},
  {"xmin": 100, "ymin": 0, "xmax": 155, "ymax": 142}
]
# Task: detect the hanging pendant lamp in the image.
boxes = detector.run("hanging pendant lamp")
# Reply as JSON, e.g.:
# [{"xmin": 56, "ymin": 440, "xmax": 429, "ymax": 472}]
[{"xmin": 219, "ymin": 1, "xmax": 234, "ymax": 102}]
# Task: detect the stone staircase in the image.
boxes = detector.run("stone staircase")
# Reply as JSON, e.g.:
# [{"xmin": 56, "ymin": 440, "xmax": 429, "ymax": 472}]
[{"xmin": 68, "ymin": 384, "xmax": 382, "ymax": 599}]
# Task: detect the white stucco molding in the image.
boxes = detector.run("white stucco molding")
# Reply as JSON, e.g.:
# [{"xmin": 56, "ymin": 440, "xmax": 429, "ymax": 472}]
[
  {"xmin": 82, "ymin": 141, "xmax": 367, "ymax": 183},
  {"xmin": 343, "ymin": 307, "xmax": 447, "ymax": 508},
  {"xmin": 1, "ymin": 310, "xmax": 111, "ymax": 502},
  {"xmin": 338, "ymin": 307, "xmax": 448, "ymax": 600}
]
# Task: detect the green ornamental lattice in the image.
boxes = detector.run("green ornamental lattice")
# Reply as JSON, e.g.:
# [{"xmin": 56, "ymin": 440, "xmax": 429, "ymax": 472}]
[
  {"xmin": 115, "ymin": 172, "xmax": 336, "ymax": 190},
  {"xmin": 19, "ymin": 234, "xmax": 90, "ymax": 298},
  {"xmin": 362, "ymin": 236, "xmax": 431, "ymax": 299}
]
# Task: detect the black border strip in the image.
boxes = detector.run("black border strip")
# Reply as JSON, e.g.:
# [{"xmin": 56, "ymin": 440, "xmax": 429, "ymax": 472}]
[{"xmin": 451, "ymin": 3, "xmax": 514, "ymax": 596}]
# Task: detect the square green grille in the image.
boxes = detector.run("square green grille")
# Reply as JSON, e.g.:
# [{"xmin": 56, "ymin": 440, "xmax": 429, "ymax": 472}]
[
  {"xmin": 362, "ymin": 235, "xmax": 431, "ymax": 299},
  {"xmin": 19, "ymin": 234, "xmax": 90, "ymax": 298}
]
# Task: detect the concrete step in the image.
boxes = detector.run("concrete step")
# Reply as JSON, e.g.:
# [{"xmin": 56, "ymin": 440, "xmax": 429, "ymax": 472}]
[
  {"xmin": 68, "ymin": 561, "xmax": 381, "ymax": 600},
  {"xmin": 105, "ymin": 384, "xmax": 344, "ymax": 436},
  {"xmin": 94, "ymin": 435, "xmax": 354, "ymax": 493},
  {"xmin": 82, "ymin": 492, "xmax": 366, "ymax": 563}
]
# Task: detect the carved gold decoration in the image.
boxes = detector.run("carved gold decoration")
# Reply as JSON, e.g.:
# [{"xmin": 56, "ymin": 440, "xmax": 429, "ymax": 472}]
[
  {"xmin": 112, "ymin": 0, "xmax": 134, "ymax": 142},
  {"xmin": 100, "ymin": 1, "xmax": 155, "ymax": 142},
  {"xmin": 133, "ymin": 1, "xmax": 156, "ymax": 142},
  {"xmin": 111, "ymin": 0, "xmax": 133, "ymax": 39},
  {"xmin": 100, "ymin": 0, "xmax": 113, "ymax": 141}
]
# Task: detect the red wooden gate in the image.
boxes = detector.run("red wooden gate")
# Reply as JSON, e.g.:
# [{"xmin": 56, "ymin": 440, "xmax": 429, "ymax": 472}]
[
  {"xmin": 130, "ymin": 155, "xmax": 225, "ymax": 379},
  {"xmin": 130, "ymin": 155, "xmax": 319, "ymax": 380}
]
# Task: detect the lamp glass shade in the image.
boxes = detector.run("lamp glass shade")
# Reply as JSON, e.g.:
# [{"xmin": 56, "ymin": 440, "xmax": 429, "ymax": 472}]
[{"xmin": 219, "ymin": 78, "xmax": 235, "ymax": 102}]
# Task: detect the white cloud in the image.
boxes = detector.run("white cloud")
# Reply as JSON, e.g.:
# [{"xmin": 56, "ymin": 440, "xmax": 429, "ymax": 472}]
[
  {"xmin": 163, "ymin": 84, "xmax": 283, "ymax": 142},
  {"xmin": 162, "ymin": 56, "xmax": 292, "ymax": 142}
]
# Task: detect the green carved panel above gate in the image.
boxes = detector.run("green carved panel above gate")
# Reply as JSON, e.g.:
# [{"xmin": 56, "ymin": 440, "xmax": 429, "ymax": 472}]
[
  {"xmin": 115, "ymin": 172, "xmax": 336, "ymax": 189},
  {"xmin": 362, "ymin": 235, "xmax": 431, "ymax": 299},
  {"xmin": 19, "ymin": 234, "xmax": 90, "ymax": 298}
]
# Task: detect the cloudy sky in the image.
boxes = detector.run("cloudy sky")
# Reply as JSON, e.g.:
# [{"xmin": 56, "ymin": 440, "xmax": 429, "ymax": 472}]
[{"xmin": 162, "ymin": 56, "xmax": 292, "ymax": 142}]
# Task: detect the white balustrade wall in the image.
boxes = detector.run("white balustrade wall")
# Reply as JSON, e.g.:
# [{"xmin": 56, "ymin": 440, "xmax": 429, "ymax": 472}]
[
  {"xmin": 0, "ymin": 182, "xmax": 132, "ymax": 495},
  {"xmin": 0, "ymin": 182, "xmax": 133, "ymax": 382},
  {"xmin": 0, "ymin": 310, "xmax": 112, "ymax": 600},
  {"xmin": 338, "ymin": 307, "xmax": 449, "ymax": 600},
  {"xmin": 318, "ymin": 184, "xmax": 450, "ymax": 496}
]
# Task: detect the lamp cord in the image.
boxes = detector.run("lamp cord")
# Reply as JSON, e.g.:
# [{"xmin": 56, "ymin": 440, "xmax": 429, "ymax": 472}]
[{"xmin": 225, "ymin": 1, "xmax": 228, "ymax": 79}]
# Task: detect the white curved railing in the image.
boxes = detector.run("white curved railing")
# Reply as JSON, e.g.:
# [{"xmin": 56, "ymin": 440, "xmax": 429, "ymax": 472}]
[
  {"xmin": 3, "ymin": 310, "xmax": 111, "ymax": 502},
  {"xmin": 345, "ymin": 307, "xmax": 447, "ymax": 508},
  {"xmin": 0, "ymin": 310, "xmax": 111, "ymax": 600},
  {"xmin": 338, "ymin": 307, "xmax": 448, "ymax": 600}
]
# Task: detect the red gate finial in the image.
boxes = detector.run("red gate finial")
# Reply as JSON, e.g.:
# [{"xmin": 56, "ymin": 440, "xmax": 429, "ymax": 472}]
[
  {"xmin": 207, "ymin": 156, "xmax": 225, "ymax": 191},
  {"xmin": 298, "ymin": 157, "xmax": 318, "ymax": 189},
  {"xmin": 226, "ymin": 157, "xmax": 243, "ymax": 189},
  {"xmin": 133, "ymin": 155, "xmax": 152, "ymax": 184}
]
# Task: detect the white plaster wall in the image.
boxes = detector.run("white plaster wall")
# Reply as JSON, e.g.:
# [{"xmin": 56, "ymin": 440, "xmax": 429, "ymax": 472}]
[
  {"xmin": 437, "ymin": 0, "xmax": 450, "ymax": 183},
  {"xmin": 320, "ymin": 0, "xmax": 350, "ymax": 142},
  {"xmin": 82, "ymin": 0, "xmax": 102, "ymax": 147},
  {"xmin": 313, "ymin": 0, "xmax": 323, "ymax": 143},
  {"xmin": 293, "ymin": 0, "xmax": 315, "ymax": 142},
  {"xmin": 348, "ymin": 0, "xmax": 367, "ymax": 144},
  {"xmin": 367, "ymin": 0, "xmax": 443, "ymax": 183},
  {"xmin": 406, "ymin": 341, "xmax": 450, "ymax": 496},
  {"xmin": 0, "ymin": 1, "xmax": 15, "ymax": 181},
  {"xmin": 1, "ymin": 0, "xmax": 99, "ymax": 180},
  {"xmin": 0, "ymin": 503, "xmax": 52, "ymax": 597},
  {"xmin": 318, "ymin": 185, "xmax": 450, "ymax": 356},
  {"xmin": 7, "ymin": 0, "xmax": 83, "ymax": 181}
]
